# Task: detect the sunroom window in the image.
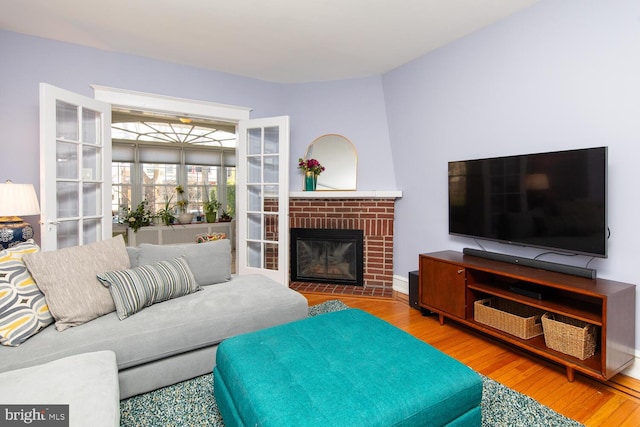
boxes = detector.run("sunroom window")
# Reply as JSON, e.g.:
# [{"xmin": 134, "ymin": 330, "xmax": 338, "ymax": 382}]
[{"xmin": 111, "ymin": 112, "xmax": 236, "ymax": 224}]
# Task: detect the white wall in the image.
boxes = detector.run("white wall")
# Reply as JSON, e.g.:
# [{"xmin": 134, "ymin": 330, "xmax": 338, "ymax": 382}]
[{"xmin": 383, "ymin": 0, "xmax": 640, "ymax": 377}]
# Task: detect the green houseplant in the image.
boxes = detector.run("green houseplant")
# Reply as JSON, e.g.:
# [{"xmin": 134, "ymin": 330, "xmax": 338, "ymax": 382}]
[
  {"xmin": 219, "ymin": 210, "xmax": 233, "ymax": 222},
  {"xmin": 175, "ymin": 185, "xmax": 188, "ymax": 213},
  {"xmin": 203, "ymin": 189, "xmax": 221, "ymax": 223},
  {"xmin": 122, "ymin": 200, "xmax": 152, "ymax": 232},
  {"xmin": 157, "ymin": 194, "xmax": 176, "ymax": 226},
  {"xmin": 175, "ymin": 185, "xmax": 193, "ymax": 224}
]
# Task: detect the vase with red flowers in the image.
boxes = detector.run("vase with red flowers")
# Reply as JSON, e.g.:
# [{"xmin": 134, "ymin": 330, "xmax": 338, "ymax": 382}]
[{"xmin": 298, "ymin": 158, "xmax": 325, "ymax": 191}]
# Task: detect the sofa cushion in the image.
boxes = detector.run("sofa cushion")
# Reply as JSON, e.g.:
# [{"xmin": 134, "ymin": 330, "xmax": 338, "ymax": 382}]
[
  {"xmin": 23, "ymin": 235, "xmax": 130, "ymax": 331},
  {"xmin": 126, "ymin": 246, "xmax": 141, "ymax": 268},
  {"xmin": 0, "ymin": 350, "xmax": 120, "ymax": 427},
  {"xmin": 137, "ymin": 239, "xmax": 231, "ymax": 286},
  {"xmin": 98, "ymin": 257, "xmax": 200, "ymax": 320},
  {"xmin": 0, "ymin": 274, "xmax": 308, "ymax": 374},
  {"xmin": 0, "ymin": 240, "xmax": 54, "ymax": 346}
]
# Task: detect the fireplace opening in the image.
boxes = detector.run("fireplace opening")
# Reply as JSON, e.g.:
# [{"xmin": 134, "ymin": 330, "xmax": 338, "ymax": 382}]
[{"xmin": 290, "ymin": 228, "xmax": 364, "ymax": 286}]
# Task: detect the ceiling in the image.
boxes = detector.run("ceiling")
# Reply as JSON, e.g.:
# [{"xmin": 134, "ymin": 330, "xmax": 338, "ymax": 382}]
[{"xmin": 0, "ymin": 0, "xmax": 539, "ymax": 84}]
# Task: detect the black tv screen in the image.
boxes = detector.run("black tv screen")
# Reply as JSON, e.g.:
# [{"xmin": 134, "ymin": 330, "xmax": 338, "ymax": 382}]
[{"xmin": 449, "ymin": 147, "xmax": 607, "ymax": 257}]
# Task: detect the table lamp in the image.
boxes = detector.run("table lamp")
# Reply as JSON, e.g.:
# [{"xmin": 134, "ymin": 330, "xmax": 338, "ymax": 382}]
[{"xmin": 0, "ymin": 180, "xmax": 41, "ymax": 249}]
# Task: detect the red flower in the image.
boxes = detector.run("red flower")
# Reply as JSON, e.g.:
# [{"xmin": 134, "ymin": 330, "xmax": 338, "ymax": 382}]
[{"xmin": 298, "ymin": 158, "xmax": 325, "ymax": 175}]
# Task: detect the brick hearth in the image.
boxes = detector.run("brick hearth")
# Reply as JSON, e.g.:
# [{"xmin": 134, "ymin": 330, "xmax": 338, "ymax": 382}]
[{"xmin": 289, "ymin": 196, "xmax": 397, "ymax": 298}]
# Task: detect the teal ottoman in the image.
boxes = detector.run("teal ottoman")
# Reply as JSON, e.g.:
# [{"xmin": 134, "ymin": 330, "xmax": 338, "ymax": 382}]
[{"xmin": 213, "ymin": 309, "xmax": 482, "ymax": 426}]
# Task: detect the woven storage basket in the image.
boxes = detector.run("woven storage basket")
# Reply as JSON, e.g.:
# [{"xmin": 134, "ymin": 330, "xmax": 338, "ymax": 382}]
[
  {"xmin": 474, "ymin": 298, "xmax": 544, "ymax": 339},
  {"xmin": 541, "ymin": 313, "xmax": 597, "ymax": 360}
]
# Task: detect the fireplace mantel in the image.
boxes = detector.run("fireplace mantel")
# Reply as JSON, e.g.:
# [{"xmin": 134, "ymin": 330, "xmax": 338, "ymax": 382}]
[{"xmin": 289, "ymin": 190, "xmax": 402, "ymax": 199}]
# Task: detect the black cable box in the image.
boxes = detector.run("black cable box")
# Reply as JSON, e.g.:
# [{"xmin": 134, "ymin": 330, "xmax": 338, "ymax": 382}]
[{"xmin": 508, "ymin": 283, "xmax": 545, "ymax": 300}]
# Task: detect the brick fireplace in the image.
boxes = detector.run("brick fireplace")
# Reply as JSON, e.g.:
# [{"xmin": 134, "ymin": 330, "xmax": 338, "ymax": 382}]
[{"xmin": 288, "ymin": 192, "xmax": 400, "ymax": 297}]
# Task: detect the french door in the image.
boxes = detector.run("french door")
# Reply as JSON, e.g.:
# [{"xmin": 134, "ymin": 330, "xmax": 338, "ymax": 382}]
[
  {"xmin": 39, "ymin": 83, "xmax": 112, "ymax": 251},
  {"xmin": 40, "ymin": 83, "xmax": 290, "ymax": 287},
  {"xmin": 237, "ymin": 117, "xmax": 290, "ymax": 285}
]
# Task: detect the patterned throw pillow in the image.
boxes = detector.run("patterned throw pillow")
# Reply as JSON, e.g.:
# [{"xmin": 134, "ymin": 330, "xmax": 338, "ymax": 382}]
[
  {"xmin": 0, "ymin": 240, "xmax": 54, "ymax": 346},
  {"xmin": 97, "ymin": 257, "xmax": 200, "ymax": 320}
]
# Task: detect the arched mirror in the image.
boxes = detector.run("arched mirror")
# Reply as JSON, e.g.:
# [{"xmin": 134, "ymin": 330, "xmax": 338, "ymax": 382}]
[{"xmin": 305, "ymin": 134, "xmax": 357, "ymax": 190}]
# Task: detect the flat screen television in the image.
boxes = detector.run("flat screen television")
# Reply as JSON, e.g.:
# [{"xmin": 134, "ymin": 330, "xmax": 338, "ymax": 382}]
[{"xmin": 448, "ymin": 147, "xmax": 607, "ymax": 258}]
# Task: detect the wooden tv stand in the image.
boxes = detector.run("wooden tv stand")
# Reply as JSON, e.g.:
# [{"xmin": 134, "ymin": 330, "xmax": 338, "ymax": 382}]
[{"xmin": 418, "ymin": 250, "xmax": 636, "ymax": 382}]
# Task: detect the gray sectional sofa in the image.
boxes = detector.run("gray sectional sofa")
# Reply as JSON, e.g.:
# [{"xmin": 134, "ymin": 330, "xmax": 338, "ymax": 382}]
[
  {"xmin": 0, "ymin": 351, "xmax": 121, "ymax": 426},
  {"xmin": 0, "ymin": 235, "xmax": 308, "ymax": 402}
]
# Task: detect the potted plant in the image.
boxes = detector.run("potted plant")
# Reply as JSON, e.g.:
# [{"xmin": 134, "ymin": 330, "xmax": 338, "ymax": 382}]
[
  {"xmin": 175, "ymin": 185, "xmax": 193, "ymax": 224},
  {"xmin": 121, "ymin": 200, "xmax": 152, "ymax": 232},
  {"xmin": 203, "ymin": 189, "xmax": 221, "ymax": 223},
  {"xmin": 157, "ymin": 194, "xmax": 176, "ymax": 226},
  {"xmin": 219, "ymin": 210, "xmax": 233, "ymax": 222}
]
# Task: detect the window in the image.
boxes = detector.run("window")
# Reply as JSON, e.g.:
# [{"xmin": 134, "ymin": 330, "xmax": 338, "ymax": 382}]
[
  {"xmin": 141, "ymin": 163, "xmax": 178, "ymax": 214},
  {"xmin": 111, "ymin": 113, "xmax": 236, "ymax": 224},
  {"xmin": 112, "ymin": 162, "xmax": 132, "ymax": 222},
  {"xmin": 186, "ymin": 164, "xmax": 218, "ymax": 213}
]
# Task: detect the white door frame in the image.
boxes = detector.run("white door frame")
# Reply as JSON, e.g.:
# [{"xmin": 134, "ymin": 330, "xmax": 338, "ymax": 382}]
[
  {"xmin": 91, "ymin": 85, "xmax": 252, "ymax": 123},
  {"xmin": 92, "ymin": 87, "xmax": 292, "ymax": 283}
]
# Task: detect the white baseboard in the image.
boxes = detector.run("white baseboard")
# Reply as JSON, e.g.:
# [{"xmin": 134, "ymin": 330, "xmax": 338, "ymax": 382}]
[
  {"xmin": 392, "ymin": 274, "xmax": 409, "ymax": 296},
  {"xmin": 622, "ymin": 355, "xmax": 640, "ymax": 380}
]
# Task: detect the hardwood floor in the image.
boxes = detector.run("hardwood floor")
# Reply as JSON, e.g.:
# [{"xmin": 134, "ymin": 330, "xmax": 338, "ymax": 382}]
[{"xmin": 302, "ymin": 292, "xmax": 640, "ymax": 427}]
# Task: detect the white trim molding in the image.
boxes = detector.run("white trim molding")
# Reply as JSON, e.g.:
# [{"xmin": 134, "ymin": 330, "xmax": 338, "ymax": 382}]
[
  {"xmin": 289, "ymin": 190, "xmax": 402, "ymax": 199},
  {"xmin": 393, "ymin": 274, "xmax": 409, "ymax": 296},
  {"xmin": 623, "ymin": 354, "xmax": 640, "ymax": 379},
  {"xmin": 91, "ymin": 85, "xmax": 252, "ymax": 122}
]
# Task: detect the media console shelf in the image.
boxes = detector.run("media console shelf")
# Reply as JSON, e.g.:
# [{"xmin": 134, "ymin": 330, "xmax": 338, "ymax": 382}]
[{"xmin": 419, "ymin": 250, "xmax": 636, "ymax": 382}]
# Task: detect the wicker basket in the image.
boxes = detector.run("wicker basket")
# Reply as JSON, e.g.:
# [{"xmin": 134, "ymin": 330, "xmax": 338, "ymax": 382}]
[
  {"xmin": 541, "ymin": 313, "xmax": 597, "ymax": 360},
  {"xmin": 474, "ymin": 298, "xmax": 544, "ymax": 339}
]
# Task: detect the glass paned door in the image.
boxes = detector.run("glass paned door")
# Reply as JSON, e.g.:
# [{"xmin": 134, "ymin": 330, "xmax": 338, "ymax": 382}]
[
  {"xmin": 40, "ymin": 83, "xmax": 112, "ymax": 250},
  {"xmin": 237, "ymin": 117, "xmax": 289, "ymax": 285}
]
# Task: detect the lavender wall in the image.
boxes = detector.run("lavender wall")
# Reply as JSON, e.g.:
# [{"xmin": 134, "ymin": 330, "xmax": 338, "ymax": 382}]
[
  {"xmin": 284, "ymin": 77, "xmax": 395, "ymax": 191},
  {"xmin": 383, "ymin": 0, "xmax": 640, "ymax": 374},
  {"xmin": 0, "ymin": 31, "xmax": 284, "ymax": 184}
]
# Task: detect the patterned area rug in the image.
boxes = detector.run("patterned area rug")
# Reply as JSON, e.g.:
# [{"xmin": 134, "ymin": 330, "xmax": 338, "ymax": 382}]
[{"xmin": 120, "ymin": 301, "xmax": 583, "ymax": 427}]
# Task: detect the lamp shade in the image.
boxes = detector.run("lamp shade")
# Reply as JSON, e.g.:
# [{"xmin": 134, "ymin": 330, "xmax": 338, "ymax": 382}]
[
  {"xmin": 525, "ymin": 173, "xmax": 550, "ymax": 191},
  {"xmin": 0, "ymin": 181, "xmax": 41, "ymax": 217}
]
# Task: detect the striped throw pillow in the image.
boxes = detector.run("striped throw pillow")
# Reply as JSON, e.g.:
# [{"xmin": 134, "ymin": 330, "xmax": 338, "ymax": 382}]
[
  {"xmin": 97, "ymin": 257, "xmax": 200, "ymax": 320},
  {"xmin": 0, "ymin": 240, "xmax": 54, "ymax": 346}
]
